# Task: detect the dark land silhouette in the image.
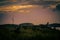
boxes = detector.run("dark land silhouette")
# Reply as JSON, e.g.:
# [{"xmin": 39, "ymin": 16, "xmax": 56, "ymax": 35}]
[{"xmin": 0, "ymin": 23, "xmax": 60, "ymax": 40}]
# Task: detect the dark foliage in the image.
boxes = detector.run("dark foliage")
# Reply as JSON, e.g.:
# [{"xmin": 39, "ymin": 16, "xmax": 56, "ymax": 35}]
[{"xmin": 0, "ymin": 23, "xmax": 60, "ymax": 40}]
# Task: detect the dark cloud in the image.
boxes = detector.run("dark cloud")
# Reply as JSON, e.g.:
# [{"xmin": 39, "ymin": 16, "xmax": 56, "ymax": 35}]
[
  {"xmin": 0, "ymin": 0, "xmax": 6, "ymax": 2},
  {"xmin": 0, "ymin": 2, "xmax": 13, "ymax": 6},
  {"xmin": 53, "ymin": 4, "xmax": 60, "ymax": 12},
  {"xmin": 56, "ymin": 4, "xmax": 60, "ymax": 11},
  {"xmin": 54, "ymin": 4, "xmax": 60, "ymax": 16},
  {"xmin": 0, "ymin": 0, "xmax": 59, "ymax": 6},
  {"xmin": 0, "ymin": 0, "xmax": 60, "ymax": 11},
  {"xmin": 0, "ymin": 0, "xmax": 18, "ymax": 6},
  {"xmin": 0, "ymin": 0, "xmax": 19, "ymax": 6}
]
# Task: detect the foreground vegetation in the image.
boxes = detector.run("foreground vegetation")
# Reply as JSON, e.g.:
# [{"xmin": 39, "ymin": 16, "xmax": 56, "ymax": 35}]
[{"xmin": 0, "ymin": 23, "xmax": 60, "ymax": 40}]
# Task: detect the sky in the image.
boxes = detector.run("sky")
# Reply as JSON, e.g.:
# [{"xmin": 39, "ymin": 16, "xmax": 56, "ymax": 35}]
[{"xmin": 0, "ymin": 0, "xmax": 60, "ymax": 25}]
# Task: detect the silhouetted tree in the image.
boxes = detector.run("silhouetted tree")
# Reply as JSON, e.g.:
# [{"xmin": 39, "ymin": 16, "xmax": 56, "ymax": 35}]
[
  {"xmin": 40, "ymin": 24, "xmax": 47, "ymax": 28},
  {"xmin": 32, "ymin": 25, "xmax": 39, "ymax": 31},
  {"xmin": 19, "ymin": 23, "xmax": 34, "ymax": 29},
  {"xmin": 46, "ymin": 22, "xmax": 49, "ymax": 27}
]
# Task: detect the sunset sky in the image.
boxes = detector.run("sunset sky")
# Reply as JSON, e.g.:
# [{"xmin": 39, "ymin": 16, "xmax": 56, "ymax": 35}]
[{"xmin": 0, "ymin": 0, "xmax": 60, "ymax": 25}]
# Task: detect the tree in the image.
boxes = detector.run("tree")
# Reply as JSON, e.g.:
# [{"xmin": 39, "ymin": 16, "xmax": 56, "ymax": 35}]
[{"xmin": 19, "ymin": 23, "xmax": 34, "ymax": 29}]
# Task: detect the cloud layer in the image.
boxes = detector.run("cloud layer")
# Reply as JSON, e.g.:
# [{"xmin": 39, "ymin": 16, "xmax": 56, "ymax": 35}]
[
  {"xmin": 0, "ymin": 0, "xmax": 60, "ymax": 24},
  {"xmin": 0, "ymin": 0, "xmax": 59, "ymax": 6}
]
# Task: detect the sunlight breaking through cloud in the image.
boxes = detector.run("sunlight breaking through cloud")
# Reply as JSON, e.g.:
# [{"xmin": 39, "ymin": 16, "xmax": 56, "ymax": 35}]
[{"xmin": 0, "ymin": 5, "xmax": 38, "ymax": 12}]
